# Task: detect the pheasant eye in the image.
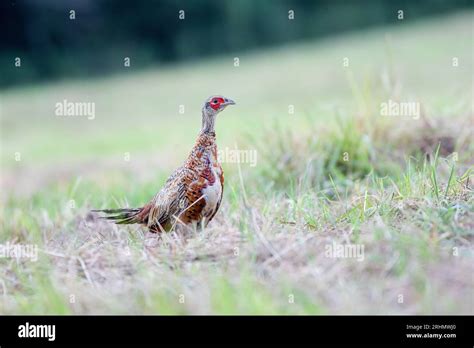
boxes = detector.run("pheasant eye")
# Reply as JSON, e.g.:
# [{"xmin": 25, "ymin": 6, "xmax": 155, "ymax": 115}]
[{"xmin": 213, "ymin": 99, "xmax": 218, "ymax": 104}]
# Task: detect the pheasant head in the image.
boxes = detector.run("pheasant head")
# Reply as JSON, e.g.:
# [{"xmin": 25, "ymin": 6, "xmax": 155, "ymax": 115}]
[{"xmin": 201, "ymin": 95, "xmax": 235, "ymax": 134}]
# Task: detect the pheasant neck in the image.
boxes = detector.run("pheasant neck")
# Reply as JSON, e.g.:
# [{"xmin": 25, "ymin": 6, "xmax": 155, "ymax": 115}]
[{"xmin": 200, "ymin": 110, "xmax": 216, "ymax": 136}]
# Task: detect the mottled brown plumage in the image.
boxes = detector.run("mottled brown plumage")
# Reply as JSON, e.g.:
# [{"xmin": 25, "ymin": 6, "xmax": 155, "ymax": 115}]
[{"xmin": 93, "ymin": 95, "xmax": 235, "ymax": 232}]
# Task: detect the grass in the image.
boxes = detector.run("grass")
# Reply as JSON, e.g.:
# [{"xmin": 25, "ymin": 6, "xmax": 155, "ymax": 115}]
[{"xmin": 0, "ymin": 11, "xmax": 473, "ymax": 314}]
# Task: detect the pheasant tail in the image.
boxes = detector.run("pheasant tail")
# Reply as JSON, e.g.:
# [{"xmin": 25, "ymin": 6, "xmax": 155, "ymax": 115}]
[{"xmin": 91, "ymin": 207, "xmax": 148, "ymax": 225}]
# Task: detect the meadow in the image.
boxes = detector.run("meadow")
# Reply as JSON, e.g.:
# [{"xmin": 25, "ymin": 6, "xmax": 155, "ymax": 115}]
[{"xmin": 0, "ymin": 11, "xmax": 472, "ymax": 314}]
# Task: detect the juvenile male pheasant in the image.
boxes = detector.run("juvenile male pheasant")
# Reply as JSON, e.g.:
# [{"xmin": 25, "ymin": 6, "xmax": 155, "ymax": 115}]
[{"xmin": 93, "ymin": 95, "xmax": 235, "ymax": 233}]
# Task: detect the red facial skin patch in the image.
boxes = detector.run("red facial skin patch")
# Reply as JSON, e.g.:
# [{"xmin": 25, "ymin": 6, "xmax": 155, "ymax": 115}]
[{"xmin": 210, "ymin": 97, "xmax": 225, "ymax": 110}]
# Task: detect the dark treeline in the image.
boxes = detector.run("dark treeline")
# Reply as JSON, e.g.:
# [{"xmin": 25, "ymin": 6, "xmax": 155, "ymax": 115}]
[{"xmin": 0, "ymin": 0, "xmax": 472, "ymax": 88}]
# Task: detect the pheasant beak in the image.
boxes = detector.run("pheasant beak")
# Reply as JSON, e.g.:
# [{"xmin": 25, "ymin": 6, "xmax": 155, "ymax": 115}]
[{"xmin": 223, "ymin": 98, "xmax": 236, "ymax": 106}]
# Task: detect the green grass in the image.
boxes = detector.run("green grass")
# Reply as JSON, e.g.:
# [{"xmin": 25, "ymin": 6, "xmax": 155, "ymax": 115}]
[{"xmin": 0, "ymin": 12, "xmax": 473, "ymax": 314}]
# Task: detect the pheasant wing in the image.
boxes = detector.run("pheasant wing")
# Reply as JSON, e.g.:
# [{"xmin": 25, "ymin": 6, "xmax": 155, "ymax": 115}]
[{"xmin": 146, "ymin": 167, "xmax": 195, "ymax": 231}]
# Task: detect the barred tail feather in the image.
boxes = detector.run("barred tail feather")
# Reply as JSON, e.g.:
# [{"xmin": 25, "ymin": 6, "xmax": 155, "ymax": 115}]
[{"xmin": 91, "ymin": 208, "xmax": 144, "ymax": 225}]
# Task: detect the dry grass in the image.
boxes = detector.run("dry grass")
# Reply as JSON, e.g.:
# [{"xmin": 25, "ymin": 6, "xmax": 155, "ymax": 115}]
[{"xmin": 1, "ymin": 110, "xmax": 472, "ymax": 314}]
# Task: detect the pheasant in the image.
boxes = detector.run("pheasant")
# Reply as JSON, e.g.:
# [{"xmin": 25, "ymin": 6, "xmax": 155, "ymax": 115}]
[{"xmin": 93, "ymin": 95, "xmax": 235, "ymax": 233}]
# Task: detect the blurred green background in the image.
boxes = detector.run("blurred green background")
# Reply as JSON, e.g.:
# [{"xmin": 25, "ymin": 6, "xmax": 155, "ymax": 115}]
[{"xmin": 1, "ymin": 0, "xmax": 472, "ymax": 88}]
